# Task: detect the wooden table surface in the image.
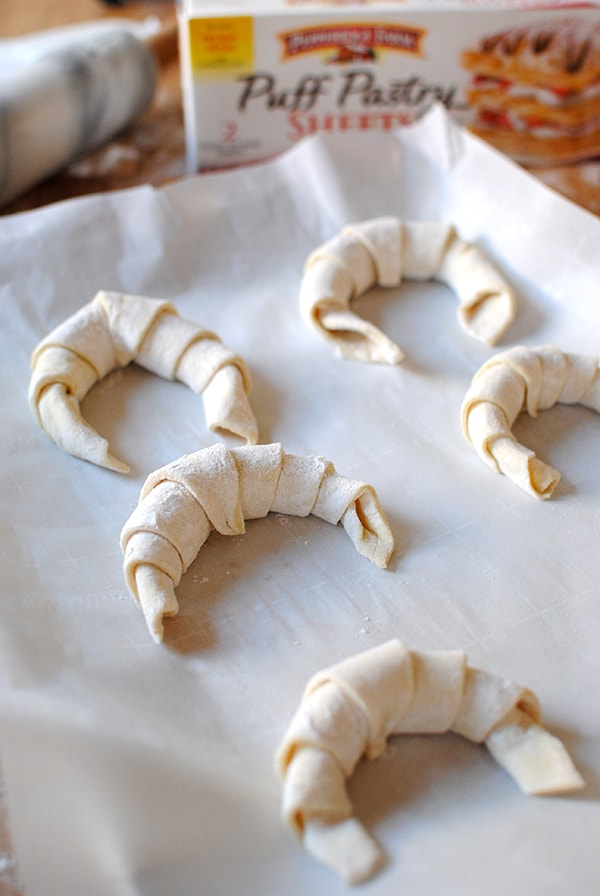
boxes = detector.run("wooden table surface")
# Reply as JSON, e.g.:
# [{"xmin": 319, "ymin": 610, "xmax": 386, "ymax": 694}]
[{"xmin": 0, "ymin": 1, "xmax": 598, "ymax": 892}]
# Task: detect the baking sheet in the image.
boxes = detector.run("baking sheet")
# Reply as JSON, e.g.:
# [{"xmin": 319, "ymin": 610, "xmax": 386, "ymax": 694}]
[{"xmin": 1, "ymin": 104, "xmax": 599, "ymax": 896}]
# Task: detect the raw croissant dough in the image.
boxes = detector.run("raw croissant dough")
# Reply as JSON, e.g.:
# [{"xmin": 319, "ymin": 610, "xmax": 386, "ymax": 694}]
[
  {"xmin": 28, "ymin": 290, "xmax": 258, "ymax": 473},
  {"xmin": 461, "ymin": 344, "xmax": 600, "ymax": 498},
  {"xmin": 276, "ymin": 639, "xmax": 584, "ymax": 885},
  {"xmin": 120, "ymin": 442, "xmax": 394, "ymax": 642},
  {"xmin": 299, "ymin": 217, "xmax": 516, "ymax": 364}
]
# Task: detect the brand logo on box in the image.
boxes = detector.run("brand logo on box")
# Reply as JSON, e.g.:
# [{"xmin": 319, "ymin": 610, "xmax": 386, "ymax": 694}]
[{"xmin": 278, "ymin": 22, "xmax": 425, "ymax": 63}]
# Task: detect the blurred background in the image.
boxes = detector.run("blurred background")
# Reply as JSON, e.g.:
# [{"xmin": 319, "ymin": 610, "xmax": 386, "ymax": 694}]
[
  {"xmin": 2, "ymin": 1, "xmax": 600, "ymax": 217},
  {"xmin": 0, "ymin": 1, "xmax": 183, "ymax": 215}
]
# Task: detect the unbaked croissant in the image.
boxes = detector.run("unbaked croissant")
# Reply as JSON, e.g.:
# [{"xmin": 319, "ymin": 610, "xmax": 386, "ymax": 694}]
[
  {"xmin": 276, "ymin": 639, "xmax": 584, "ymax": 885},
  {"xmin": 299, "ymin": 217, "xmax": 516, "ymax": 364},
  {"xmin": 461, "ymin": 344, "xmax": 600, "ymax": 498},
  {"xmin": 120, "ymin": 442, "xmax": 395, "ymax": 642},
  {"xmin": 28, "ymin": 290, "xmax": 258, "ymax": 473}
]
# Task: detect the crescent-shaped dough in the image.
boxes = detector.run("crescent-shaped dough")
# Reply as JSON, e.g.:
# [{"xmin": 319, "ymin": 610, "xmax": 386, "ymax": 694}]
[
  {"xmin": 28, "ymin": 290, "xmax": 258, "ymax": 473},
  {"xmin": 120, "ymin": 442, "xmax": 395, "ymax": 642},
  {"xmin": 461, "ymin": 344, "xmax": 600, "ymax": 499},
  {"xmin": 275, "ymin": 639, "xmax": 584, "ymax": 885},
  {"xmin": 299, "ymin": 218, "xmax": 516, "ymax": 364}
]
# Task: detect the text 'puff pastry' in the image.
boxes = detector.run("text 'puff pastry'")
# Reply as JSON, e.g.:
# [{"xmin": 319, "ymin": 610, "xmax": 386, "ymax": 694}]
[
  {"xmin": 461, "ymin": 344, "xmax": 600, "ymax": 499},
  {"xmin": 120, "ymin": 442, "xmax": 394, "ymax": 642},
  {"xmin": 275, "ymin": 639, "xmax": 584, "ymax": 885},
  {"xmin": 299, "ymin": 217, "xmax": 516, "ymax": 364},
  {"xmin": 28, "ymin": 291, "xmax": 258, "ymax": 473}
]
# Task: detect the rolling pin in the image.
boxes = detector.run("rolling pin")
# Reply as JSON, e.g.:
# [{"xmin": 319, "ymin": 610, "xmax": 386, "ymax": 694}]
[{"xmin": 0, "ymin": 23, "xmax": 176, "ymax": 208}]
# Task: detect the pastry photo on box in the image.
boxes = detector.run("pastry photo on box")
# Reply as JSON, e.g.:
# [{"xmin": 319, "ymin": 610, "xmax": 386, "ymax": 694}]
[{"xmin": 461, "ymin": 16, "xmax": 600, "ymax": 166}]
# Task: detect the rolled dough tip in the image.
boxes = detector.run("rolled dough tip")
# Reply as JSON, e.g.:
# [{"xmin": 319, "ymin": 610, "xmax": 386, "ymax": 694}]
[
  {"xmin": 103, "ymin": 453, "xmax": 131, "ymax": 475},
  {"xmin": 303, "ymin": 818, "xmax": 385, "ymax": 886},
  {"xmin": 528, "ymin": 456, "xmax": 561, "ymax": 500}
]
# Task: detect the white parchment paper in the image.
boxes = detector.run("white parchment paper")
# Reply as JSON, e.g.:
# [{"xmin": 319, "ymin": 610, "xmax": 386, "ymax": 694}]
[{"xmin": 1, "ymin": 105, "xmax": 599, "ymax": 896}]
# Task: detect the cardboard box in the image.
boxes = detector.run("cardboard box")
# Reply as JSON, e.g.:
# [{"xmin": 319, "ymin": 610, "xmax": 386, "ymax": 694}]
[{"xmin": 179, "ymin": 0, "xmax": 600, "ymax": 172}]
